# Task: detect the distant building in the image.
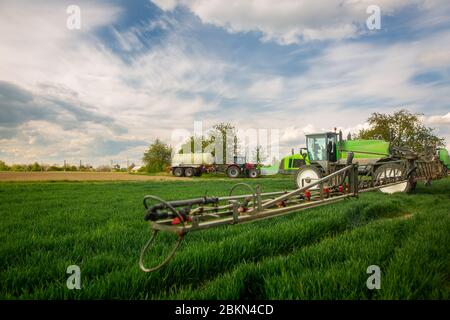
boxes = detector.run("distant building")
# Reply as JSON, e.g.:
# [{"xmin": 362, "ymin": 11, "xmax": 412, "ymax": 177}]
[{"xmin": 131, "ymin": 165, "xmax": 143, "ymax": 172}]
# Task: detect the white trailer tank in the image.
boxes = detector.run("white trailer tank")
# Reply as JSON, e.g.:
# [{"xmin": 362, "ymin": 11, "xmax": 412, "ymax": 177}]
[{"xmin": 171, "ymin": 153, "xmax": 215, "ymax": 166}]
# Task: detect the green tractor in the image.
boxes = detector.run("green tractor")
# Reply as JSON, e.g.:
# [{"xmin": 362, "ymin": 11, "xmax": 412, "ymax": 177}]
[
  {"xmin": 280, "ymin": 131, "xmax": 446, "ymax": 194},
  {"xmin": 438, "ymin": 148, "xmax": 450, "ymax": 174}
]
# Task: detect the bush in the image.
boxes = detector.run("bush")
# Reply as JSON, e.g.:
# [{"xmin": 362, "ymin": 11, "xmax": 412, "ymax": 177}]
[{"xmin": 0, "ymin": 160, "xmax": 10, "ymax": 171}]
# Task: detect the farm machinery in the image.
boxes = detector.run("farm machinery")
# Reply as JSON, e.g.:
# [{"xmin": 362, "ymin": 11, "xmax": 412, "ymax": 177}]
[
  {"xmin": 139, "ymin": 133, "xmax": 448, "ymax": 273},
  {"xmin": 273, "ymin": 131, "xmax": 448, "ymax": 193},
  {"xmin": 171, "ymin": 153, "xmax": 260, "ymax": 178}
]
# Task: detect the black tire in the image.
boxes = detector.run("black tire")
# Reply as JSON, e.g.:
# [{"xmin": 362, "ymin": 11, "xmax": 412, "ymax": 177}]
[
  {"xmin": 227, "ymin": 165, "xmax": 241, "ymax": 178},
  {"xmin": 374, "ymin": 163, "xmax": 414, "ymax": 193},
  {"xmin": 194, "ymin": 169, "xmax": 202, "ymax": 177},
  {"xmin": 247, "ymin": 168, "xmax": 259, "ymax": 178},
  {"xmin": 173, "ymin": 167, "xmax": 184, "ymax": 177},
  {"xmin": 440, "ymin": 162, "xmax": 448, "ymax": 178},
  {"xmin": 184, "ymin": 167, "xmax": 194, "ymax": 177},
  {"xmin": 294, "ymin": 165, "xmax": 322, "ymax": 189}
]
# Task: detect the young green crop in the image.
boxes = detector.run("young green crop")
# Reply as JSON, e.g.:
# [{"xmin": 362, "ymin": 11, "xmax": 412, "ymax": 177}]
[{"xmin": 0, "ymin": 178, "xmax": 448, "ymax": 299}]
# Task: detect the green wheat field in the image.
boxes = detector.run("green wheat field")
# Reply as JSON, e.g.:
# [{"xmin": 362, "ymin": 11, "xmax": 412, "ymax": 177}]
[{"xmin": 0, "ymin": 177, "xmax": 449, "ymax": 299}]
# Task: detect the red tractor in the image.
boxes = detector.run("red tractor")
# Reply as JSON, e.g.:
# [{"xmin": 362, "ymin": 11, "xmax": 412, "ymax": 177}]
[{"xmin": 224, "ymin": 156, "xmax": 260, "ymax": 178}]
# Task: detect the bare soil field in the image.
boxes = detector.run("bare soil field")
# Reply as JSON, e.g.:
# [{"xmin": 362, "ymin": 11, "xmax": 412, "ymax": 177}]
[{"xmin": 0, "ymin": 172, "xmax": 188, "ymax": 182}]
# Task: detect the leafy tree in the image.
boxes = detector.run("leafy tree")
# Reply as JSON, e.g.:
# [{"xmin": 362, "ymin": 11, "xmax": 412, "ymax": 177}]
[
  {"xmin": 252, "ymin": 145, "xmax": 267, "ymax": 165},
  {"xmin": 356, "ymin": 109, "xmax": 445, "ymax": 153},
  {"xmin": 48, "ymin": 165, "xmax": 63, "ymax": 171},
  {"xmin": 177, "ymin": 122, "xmax": 241, "ymax": 165},
  {"xmin": 0, "ymin": 160, "xmax": 10, "ymax": 171},
  {"xmin": 208, "ymin": 122, "xmax": 240, "ymax": 164},
  {"xmin": 29, "ymin": 162, "xmax": 42, "ymax": 171},
  {"xmin": 143, "ymin": 139, "xmax": 172, "ymax": 173},
  {"xmin": 178, "ymin": 135, "xmax": 213, "ymax": 154},
  {"xmin": 11, "ymin": 164, "xmax": 25, "ymax": 171}
]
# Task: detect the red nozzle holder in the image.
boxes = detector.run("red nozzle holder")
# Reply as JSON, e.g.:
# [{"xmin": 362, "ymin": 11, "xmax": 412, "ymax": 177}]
[{"xmin": 304, "ymin": 190, "xmax": 311, "ymax": 200}]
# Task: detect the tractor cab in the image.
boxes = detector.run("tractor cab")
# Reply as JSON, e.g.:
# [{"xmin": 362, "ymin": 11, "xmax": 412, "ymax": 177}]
[
  {"xmin": 233, "ymin": 155, "xmax": 246, "ymax": 165},
  {"xmin": 306, "ymin": 132, "xmax": 338, "ymax": 164}
]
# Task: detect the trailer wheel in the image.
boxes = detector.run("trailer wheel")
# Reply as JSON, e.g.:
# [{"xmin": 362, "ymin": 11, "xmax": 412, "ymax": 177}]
[
  {"xmin": 184, "ymin": 167, "xmax": 194, "ymax": 177},
  {"xmin": 374, "ymin": 163, "xmax": 414, "ymax": 193},
  {"xmin": 173, "ymin": 167, "xmax": 184, "ymax": 177},
  {"xmin": 247, "ymin": 168, "xmax": 259, "ymax": 178},
  {"xmin": 227, "ymin": 165, "xmax": 241, "ymax": 178},
  {"xmin": 295, "ymin": 165, "xmax": 322, "ymax": 189}
]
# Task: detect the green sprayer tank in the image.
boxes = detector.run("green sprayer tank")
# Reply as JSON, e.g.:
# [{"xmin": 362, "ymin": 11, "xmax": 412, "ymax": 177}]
[
  {"xmin": 338, "ymin": 139, "xmax": 390, "ymax": 164},
  {"xmin": 439, "ymin": 148, "xmax": 450, "ymax": 169}
]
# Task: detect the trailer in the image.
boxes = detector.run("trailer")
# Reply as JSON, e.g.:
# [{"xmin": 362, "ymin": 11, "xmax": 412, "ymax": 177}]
[
  {"xmin": 171, "ymin": 153, "xmax": 260, "ymax": 178},
  {"xmin": 139, "ymin": 150, "xmax": 447, "ymax": 273}
]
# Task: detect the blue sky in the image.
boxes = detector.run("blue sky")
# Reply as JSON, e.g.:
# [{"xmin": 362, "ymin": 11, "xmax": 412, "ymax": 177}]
[{"xmin": 0, "ymin": 0, "xmax": 449, "ymax": 166}]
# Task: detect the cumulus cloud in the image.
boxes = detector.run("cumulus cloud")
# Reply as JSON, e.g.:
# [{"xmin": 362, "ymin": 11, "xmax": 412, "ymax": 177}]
[
  {"xmin": 151, "ymin": 0, "xmax": 448, "ymax": 44},
  {"xmin": 0, "ymin": 0, "xmax": 230, "ymax": 165},
  {"xmin": 0, "ymin": 81, "xmax": 122, "ymax": 131},
  {"xmin": 1, "ymin": 0, "xmax": 450, "ymax": 166},
  {"xmin": 422, "ymin": 113, "xmax": 450, "ymax": 125}
]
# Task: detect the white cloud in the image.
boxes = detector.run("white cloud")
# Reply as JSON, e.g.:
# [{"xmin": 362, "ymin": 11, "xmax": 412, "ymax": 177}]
[
  {"xmin": 247, "ymin": 78, "xmax": 284, "ymax": 100},
  {"xmin": 152, "ymin": 0, "xmax": 447, "ymax": 44},
  {"xmin": 422, "ymin": 113, "xmax": 450, "ymax": 125},
  {"xmin": 1, "ymin": 0, "xmax": 450, "ymax": 166},
  {"xmin": 152, "ymin": 0, "xmax": 179, "ymax": 11},
  {"xmin": 0, "ymin": 1, "xmax": 227, "ymax": 165}
]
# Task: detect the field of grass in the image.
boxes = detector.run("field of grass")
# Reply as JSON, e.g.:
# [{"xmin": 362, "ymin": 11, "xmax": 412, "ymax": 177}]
[
  {"xmin": 0, "ymin": 177, "xmax": 449, "ymax": 299},
  {"xmin": 0, "ymin": 171, "xmax": 189, "ymax": 181}
]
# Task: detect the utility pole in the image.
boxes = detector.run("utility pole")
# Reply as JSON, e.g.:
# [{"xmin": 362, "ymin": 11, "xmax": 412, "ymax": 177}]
[{"xmin": 64, "ymin": 160, "xmax": 66, "ymax": 171}]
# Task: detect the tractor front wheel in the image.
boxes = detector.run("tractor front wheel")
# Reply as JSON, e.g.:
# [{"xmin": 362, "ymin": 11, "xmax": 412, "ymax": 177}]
[
  {"xmin": 295, "ymin": 165, "xmax": 322, "ymax": 189},
  {"xmin": 247, "ymin": 168, "xmax": 259, "ymax": 178}
]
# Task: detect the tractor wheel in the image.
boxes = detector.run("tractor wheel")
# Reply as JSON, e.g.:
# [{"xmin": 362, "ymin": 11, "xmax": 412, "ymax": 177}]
[
  {"xmin": 227, "ymin": 165, "xmax": 241, "ymax": 178},
  {"xmin": 374, "ymin": 163, "xmax": 414, "ymax": 194},
  {"xmin": 295, "ymin": 165, "xmax": 322, "ymax": 189},
  {"xmin": 247, "ymin": 168, "xmax": 259, "ymax": 178},
  {"xmin": 184, "ymin": 167, "xmax": 194, "ymax": 177},
  {"xmin": 173, "ymin": 167, "xmax": 184, "ymax": 177}
]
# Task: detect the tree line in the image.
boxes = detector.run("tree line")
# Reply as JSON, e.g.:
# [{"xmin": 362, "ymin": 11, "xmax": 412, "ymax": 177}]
[{"xmin": 0, "ymin": 161, "xmax": 134, "ymax": 172}]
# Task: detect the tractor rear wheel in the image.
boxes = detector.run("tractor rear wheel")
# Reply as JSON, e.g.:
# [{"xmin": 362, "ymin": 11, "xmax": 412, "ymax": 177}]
[
  {"xmin": 184, "ymin": 167, "xmax": 194, "ymax": 177},
  {"xmin": 374, "ymin": 163, "xmax": 415, "ymax": 193},
  {"xmin": 295, "ymin": 165, "xmax": 322, "ymax": 189},
  {"xmin": 227, "ymin": 165, "xmax": 241, "ymax": 178},
  {"xmin": 173, "ymin": 167, "xmax": 184, "ymax": 177}
]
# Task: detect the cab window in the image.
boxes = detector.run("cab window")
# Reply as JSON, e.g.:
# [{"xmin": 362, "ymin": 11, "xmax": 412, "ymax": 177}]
[{"xmin": 307, "ymin": 136, "xmax": 327, "ymax": 161}]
